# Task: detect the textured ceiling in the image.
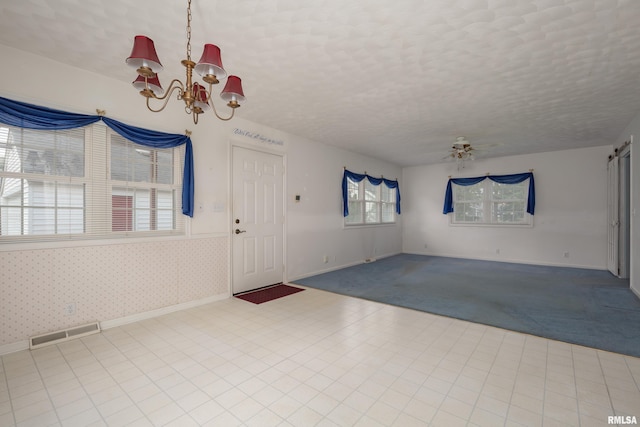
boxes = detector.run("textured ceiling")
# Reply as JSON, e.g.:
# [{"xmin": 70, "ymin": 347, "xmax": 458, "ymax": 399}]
[{"xmin": 1, "ymin": 0, "xmax": 640, "ymax": 166}]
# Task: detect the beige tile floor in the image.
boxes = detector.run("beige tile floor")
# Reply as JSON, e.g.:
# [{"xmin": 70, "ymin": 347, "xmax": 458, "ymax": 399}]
[{"xmin": 1, "ymin": 286, "xmax": 639, "ymax": 426}]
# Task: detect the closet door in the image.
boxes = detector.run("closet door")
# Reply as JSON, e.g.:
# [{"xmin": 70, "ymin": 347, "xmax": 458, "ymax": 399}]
[{"xmin": 607, "ymin": 155, "xmax": 619, "ymax": 276}]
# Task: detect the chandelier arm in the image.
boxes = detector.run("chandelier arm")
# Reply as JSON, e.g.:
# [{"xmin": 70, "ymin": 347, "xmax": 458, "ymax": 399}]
[
  {"xmin": 203, "ymin": 83, "xmax": 235, "ymax": 121},
  {"xmin": 143, "ymin": 80, "xmax": 186, "ymax": 113},
  {"xmin": 146, "ymin": 78, "xmax": 185, "ymax": 102},
  {"xmin": 209, "ymin": 101, "xmax": 235, "ymax": 121}
]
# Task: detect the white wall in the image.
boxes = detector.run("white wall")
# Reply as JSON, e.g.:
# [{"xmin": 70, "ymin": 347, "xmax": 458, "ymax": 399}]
[
  {"xmin": 191, "ymin": 113, "xmax": 404, "ymax": 282},
  {"xmin": 402, "ymin": 145, "xmax": 612, "ymax": 269},
  {"xmin": 286, "ymin": 136, "xmax": 403, "ymax": 281},
  {"xmin": 0, "ymin": 44, "xmax": 403, "ymax": 351},
  {"xmin": 613, "ymin": 112, "xmax": 640, "ymax": 296}
]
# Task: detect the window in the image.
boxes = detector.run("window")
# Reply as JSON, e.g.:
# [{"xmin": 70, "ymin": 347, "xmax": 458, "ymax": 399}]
[
  {"xmin": 451, "ymin": 179, "xmax": 532, "ymax": 226},
  {"xmin": 0, "ymin": 126, "xmax": 86, "ymax": 237},
  {"xmin": 345, "ymin": 176, "xmax": 396, "ymax": 225},
  {"xmin": 110, "ymin": 134, "xmax": 179, "ymax": 232},
  {"xmin": 0, "ymin": 123, "xmax": 184, "ymax": 242}
]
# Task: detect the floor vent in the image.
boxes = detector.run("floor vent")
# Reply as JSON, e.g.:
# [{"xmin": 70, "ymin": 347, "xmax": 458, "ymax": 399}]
[{"xmin": 29, "ymin": 322, "xmax": 101, "ymax": 350}]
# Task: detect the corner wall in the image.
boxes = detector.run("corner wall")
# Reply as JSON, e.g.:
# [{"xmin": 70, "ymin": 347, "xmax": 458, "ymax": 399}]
[
  {"xmin": 286, "ymin": 137, "xmax": 403, "ymax": 281},
  {"xmin": 402, "ymin": 146, "xmax": 611, "ymax": 269}
]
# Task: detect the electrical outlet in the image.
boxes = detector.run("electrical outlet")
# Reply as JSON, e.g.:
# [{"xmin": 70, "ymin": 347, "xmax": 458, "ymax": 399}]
[
  {"xmin": 64, "ymin": 302, "xmax": 76, "ymax": 316},
  {"xmin": 323, "ymin": 255, "xmax": 329, "ymax": 263},
  {"xmin": 563, "ymin": 252, "xmax": 569, "ymax": 258}
]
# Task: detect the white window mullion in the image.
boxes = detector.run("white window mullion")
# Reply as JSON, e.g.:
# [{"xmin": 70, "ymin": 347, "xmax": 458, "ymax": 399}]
[
  {"xmin": 85, "ymin": 123, "xmax": 109, "ymax": 237},
  {"xmin": 174, "ymin": 144, "xmax": 185, "ymax": 231},
  {"xmin": 485, "ymin": 180, "xmax": 493, "ymax": 224}
]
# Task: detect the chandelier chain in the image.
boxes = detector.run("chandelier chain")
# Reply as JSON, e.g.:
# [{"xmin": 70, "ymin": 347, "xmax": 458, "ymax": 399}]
[{"xmin": 186, "ymin": 0, "xmax": 192, "ymax": 61}]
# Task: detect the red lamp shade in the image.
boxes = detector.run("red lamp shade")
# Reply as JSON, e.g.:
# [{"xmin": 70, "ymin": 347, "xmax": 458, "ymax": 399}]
[
  {"xmin": 126, "ymin": 35, "xmax": 163, "ymax": 74},
  {"xmin": 193, "ymin": 83, "xmax": 211, "ymax": 111},
  {"xmin": 194, "ymin": 44, "xmax": 227, "ymax": 79},
  {"xmin": 132, "ymin": 74, "xmax": 164, "ymax": 95},
  {"xmin": 220, "ymin": 76, "xmax": 245, "ymax": 104}
]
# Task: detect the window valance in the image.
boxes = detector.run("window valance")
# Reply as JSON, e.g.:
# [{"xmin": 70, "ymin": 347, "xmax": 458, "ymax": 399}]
[
  {"xmin": 342, "ymin": 169, "xmax": 401, "ymax": 216},
  {"xmin": 443, "ymin": 172, "xmax": 535, "ymax": 215},
  {"xmin": 0, "ymin": 96, "xmax": 194, "ymax": 217}
]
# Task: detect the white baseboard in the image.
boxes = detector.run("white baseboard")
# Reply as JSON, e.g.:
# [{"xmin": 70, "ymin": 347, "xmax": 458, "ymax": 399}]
[
  {"xmin": 288, "ymin": 261, "xmax": 361, "ymax": 283},
  {"xmin": 0, "ymin": 294, "xmax": 229, "ymax": 356},
  {"xmin": 402, "ymin": 250, "xmax": 608, "ymax": 271},
  {"xmin": 100, "ymin": 294, "xmax": 228, "ymax": 330},
  {"xmin": 0, "ymin": 340, "xmax": 29, "ymax": 356},
  {"xmin": 288, "ymin": 251, "xmax": 400, "ymax": 282}
]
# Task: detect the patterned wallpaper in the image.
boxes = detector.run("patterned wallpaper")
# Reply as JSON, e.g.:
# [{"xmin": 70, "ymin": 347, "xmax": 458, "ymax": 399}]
[{"xmin": 0, "ymin": 236, "xmax": 228, "ymax": 347}]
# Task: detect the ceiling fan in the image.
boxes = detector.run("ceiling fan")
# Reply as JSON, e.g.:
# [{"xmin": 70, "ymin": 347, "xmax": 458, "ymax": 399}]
[
  {"xmin": 437, "ymin": 136, "xmax": 501, "ymax": 168},
  {"xmin": 443, "ymin": 136, "xmax": 475, "ymax": 168},
  {"xmin": 447, "ymin": 136, "xmax": 474, "ymax": 160}
]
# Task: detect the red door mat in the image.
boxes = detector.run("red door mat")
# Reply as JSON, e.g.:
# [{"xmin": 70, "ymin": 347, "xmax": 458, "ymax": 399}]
[{"xmin": 235, "ymin": 284, "xmax": 304, "ymax": 304}]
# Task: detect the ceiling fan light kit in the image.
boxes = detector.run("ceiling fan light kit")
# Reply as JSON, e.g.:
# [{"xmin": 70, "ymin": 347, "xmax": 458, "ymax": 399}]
[{"xmin": 125, "ymin": 0, "xmax": 245, "ymax": 124}]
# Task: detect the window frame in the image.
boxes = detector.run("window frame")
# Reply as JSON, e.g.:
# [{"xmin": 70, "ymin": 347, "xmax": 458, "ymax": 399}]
[
  {"xmin": 108, "ymin": 131, "xmax": 183, "ymax": 235},
  {"xmin": 450, "ymin": 178, "xmax": 533, "ymax": 227},
  {"xmin": 344, "ymin": 176, "xmax": 397, "ymax": 227},
  {"xmin": 0, "ymin": 126, "xmax": 89, "ymax": 238},
  {"xmin": 0, "ymin": 122, "xmax": 185, "ymax": 244}
]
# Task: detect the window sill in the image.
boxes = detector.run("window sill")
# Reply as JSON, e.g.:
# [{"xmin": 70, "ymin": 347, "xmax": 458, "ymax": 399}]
[
  {"xmin": 449, "ymin": 221, "xmax": 533, "ymax": 229},
  {"xmin": 0, "ymin": 233, "xmax": 189, "ymax": 252},
  {"xmin": 343, "ymin": 222, "xmax": 397, "ymax": 229}
]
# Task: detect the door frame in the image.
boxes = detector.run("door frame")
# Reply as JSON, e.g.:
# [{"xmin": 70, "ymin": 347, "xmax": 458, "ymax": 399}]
[
  {"xmin": 607, "ymin": 140, "xmax": 633, "ymax": 279},
  {"xmin": 619, "ymin": 144, "xmax": 631, "ymax": 279},
  {"xmin": 608, "ymin": 154, "xmax": 620, "ymax": 276},
  {"xmin": 229, "ymin": 140, "xmax": 287, "ymax": 295}
]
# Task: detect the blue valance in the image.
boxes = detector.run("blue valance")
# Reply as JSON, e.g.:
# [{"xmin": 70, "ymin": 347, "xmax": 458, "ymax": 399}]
[
  {"xmin": 443, "ymin": 172, "xmax": 535, "ymax": 215},
  {"xmin": 0, "ymin": 96, "xmax": 194, "ymax": 217},
  {"xmin": 342, "ymin": 169, "xmax": 401, "ymax": 216}
]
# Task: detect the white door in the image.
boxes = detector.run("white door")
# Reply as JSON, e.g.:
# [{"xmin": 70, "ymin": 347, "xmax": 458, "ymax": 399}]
[
  {"xmin": 232, "ymin": 146, "xmax": 284, "ymax": 294},
  {"xmin": 607, "ymin": 155, "xmax": 619, "ymax": 276}
]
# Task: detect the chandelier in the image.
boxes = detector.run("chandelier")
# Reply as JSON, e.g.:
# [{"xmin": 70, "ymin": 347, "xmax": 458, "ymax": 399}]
[{"xmin": 125, "ymin": 0, "xmax": 245, "ymax": 124}]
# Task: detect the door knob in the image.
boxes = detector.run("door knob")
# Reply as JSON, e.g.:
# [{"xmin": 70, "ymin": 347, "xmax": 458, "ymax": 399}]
[{"xmin": 235, "ymin": 229, "xmax": 246, "ymax": 234}]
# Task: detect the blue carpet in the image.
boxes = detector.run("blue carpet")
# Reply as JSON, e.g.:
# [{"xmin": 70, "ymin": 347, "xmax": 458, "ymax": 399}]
[{"xmin": 294, "ymin": 254, "xmax": 640, "ymax": 357}]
